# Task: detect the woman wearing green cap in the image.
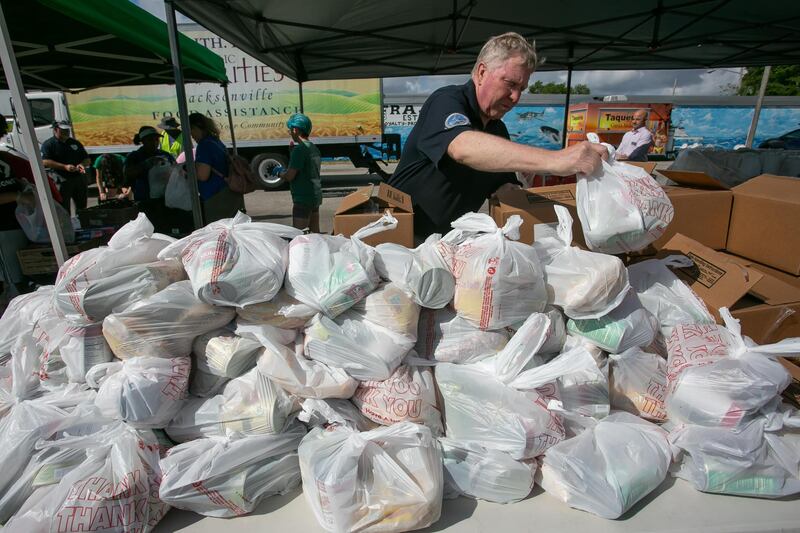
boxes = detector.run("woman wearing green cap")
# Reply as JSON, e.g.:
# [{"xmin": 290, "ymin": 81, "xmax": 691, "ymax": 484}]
[{"xmin": 270, "ymin": 113, "xmax": 321, "ymax": 232}]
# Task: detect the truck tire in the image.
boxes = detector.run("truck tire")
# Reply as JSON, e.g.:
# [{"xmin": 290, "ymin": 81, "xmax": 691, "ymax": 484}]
[{"xmin": 251, "ymin": 152, "xmax": 288, "ymax": 189}]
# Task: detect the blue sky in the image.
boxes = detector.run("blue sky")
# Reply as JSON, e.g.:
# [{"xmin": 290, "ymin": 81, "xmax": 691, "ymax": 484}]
[{"xmin": 131, "ymin": 0, "xmax": 746, "ymax": 97}]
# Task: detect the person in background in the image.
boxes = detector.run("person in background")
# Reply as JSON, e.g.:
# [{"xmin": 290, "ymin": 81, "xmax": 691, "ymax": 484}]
[
  {"xmin": 0, "ymin": 115, "xmax": 33, "ymax": 296},
  {"xmin": 41, "ymin": 120, "xmax": 91, "ymax": 214},
  {"xmin": 270, "ymin": 113, "xmax": 321, "ymax": 232},
  {"xmin": 123, "ymin": 126, "xmax": 174, "ymax": 202},
  {"xmin": 188, "ymin": 112, "xmax": 244, "ymax": 223},
  {"xmin": 387, "ymin": 32, "xmax": 606, "ymax": 240},
  {"xmin": 93, "ymin": 152, "xmax": 129, "ymax": 201},
  {"xmin": 158, "ymin": 116, "xmax": 183, "ymax": 158},
  {"xmin": 615, "ymin": 109, "xmax": 653, "ymax": 162}
]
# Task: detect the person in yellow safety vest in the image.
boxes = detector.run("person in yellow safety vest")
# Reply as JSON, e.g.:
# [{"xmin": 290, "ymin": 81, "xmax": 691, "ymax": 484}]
[{"xmin": 157, "ymin": 116, "xmax": 183, "ymax": 158}]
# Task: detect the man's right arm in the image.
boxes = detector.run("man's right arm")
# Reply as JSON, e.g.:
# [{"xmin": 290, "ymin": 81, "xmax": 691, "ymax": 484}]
[{"xmin": 447, "ymin": 130, "xmax": 607, "ymax": 176}]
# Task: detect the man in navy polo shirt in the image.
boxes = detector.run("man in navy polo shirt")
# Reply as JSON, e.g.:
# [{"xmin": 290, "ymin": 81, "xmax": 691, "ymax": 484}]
[
  {"xmin": 388, "ymin": 32, "xmax": 607, "ymax": 239},
  {"xmin": 41, "ymin": 120, "xmax": 91, "ymax": 214}
]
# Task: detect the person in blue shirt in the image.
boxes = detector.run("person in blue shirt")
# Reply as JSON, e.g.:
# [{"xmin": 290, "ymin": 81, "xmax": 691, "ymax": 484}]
[{"xmin": 188, "ymin": 112, "xmax": 243, "ymax": 223}]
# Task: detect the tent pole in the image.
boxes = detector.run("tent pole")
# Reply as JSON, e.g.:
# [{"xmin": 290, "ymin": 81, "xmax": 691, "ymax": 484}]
[
  {"xmin": 561, "ymin": 66, "xmax": 573, "ymax": 148},
  {"xmin": 0, "ymin": 1, "xmax": 68, "ymax": 265},
  {"xmin": 165, "ymin": 0, "xmax": 203, "ymax": 229},
  {"xmin": 745, "ymin": 66, "xmax": 771, "ymax": 148},
  {"xmin": 298, "ymin": 81, "xmax": 304, "ymax": 113},
  {"xmin": 222, "ymin": 83, "xmax": 237, "ymax": 155}
]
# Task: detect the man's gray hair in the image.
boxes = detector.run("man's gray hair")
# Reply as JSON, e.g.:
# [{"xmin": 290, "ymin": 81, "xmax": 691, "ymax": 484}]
[{"xmin": 472, "ymin": 32, "xmax": 538, "ymax": 75}]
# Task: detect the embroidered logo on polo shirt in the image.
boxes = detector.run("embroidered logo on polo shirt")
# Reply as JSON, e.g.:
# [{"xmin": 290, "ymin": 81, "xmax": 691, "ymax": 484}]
[{"xmin": 444, "ymin": 113, "xmax": 470, "ymax": 129}]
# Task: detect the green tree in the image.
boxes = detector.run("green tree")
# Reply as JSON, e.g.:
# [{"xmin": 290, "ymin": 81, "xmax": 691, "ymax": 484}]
[
  {"xmin": 738, "ymin": 66, "xmax": 800, "ymax": 96},
  {"xmin": 528, "ymin": 81, "xmax": 590, "ymax": 94}
]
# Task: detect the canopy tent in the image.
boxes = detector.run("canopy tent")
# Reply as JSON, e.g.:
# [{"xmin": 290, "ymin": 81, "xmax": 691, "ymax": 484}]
[
  {"xmin": 0, "ymin": 0, "xmax": 226, "ymax": 91},
  {"xmin": 0, "ymin": 0, "xmax": 227, "ymax": 276},
  {"xmin": 171, "ymin": 0, "xmax": 800, "ymax": 82}
]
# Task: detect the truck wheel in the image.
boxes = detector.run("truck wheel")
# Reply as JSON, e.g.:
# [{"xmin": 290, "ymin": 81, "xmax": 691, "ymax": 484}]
[{"xmin": 251, "ymin": 152, "xmax": 288, "ymax": 189}]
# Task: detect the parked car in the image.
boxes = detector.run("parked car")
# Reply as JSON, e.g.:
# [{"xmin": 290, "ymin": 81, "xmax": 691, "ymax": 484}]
[{"xmin": 759, "ymin": 127, "xmax": 800, "ymax": 149}]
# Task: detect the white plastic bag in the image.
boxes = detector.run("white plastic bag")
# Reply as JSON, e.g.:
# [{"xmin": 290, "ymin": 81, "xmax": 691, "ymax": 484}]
[
  {"xmin": 530, "ymin": 307, "xmax": 568, "ymax": 356},
  {"xmin": 374, "ymin": 234, "xmax": 455, "ymax": 309},
  {"xmin": 55, "ymin": 322, "xmax": 114, "ymax": 383},
  {"xmin": 415, "ymin": 306, "xmax": 510, "ymax": 364},
  {"xmin": 236, "ymin": 289, "xmax": 316, "ymax": 329},
  {"xmin": 0, "ymin": 385, "xmax": 97, "ymax": 496},
  {"xmin": 665, "ymin": 309, "xmax": 797, "ymax": 428},
  {"xmin": 159, "ymin": 420, "xmax": 306, "ymax": 517},
  {"xmin": 537, "ymin": 411, "xmax": 672, "ymax": 519},
  {"xmin": 256, "ymin": 330, "xmax": 357, "ymax": 399},
  {"xmin": 54, "ymin": 214, "xmax": 176, "ymax": 323},
  {"xmin": 192, "ymin": 327, "xmax": 262, "ymax": 378},
  {"xmin": 437, "ymin": 313, "xmax": 595, "ymax": 459},
  {"xmin": 628, "ymin": 255, "xmax": 715, "ymax": 330},
  {"xmin": 67, "ymin": 259, "xmax": 187, "ymax": 325},
  {"xmin": 348, "ymin": 281, "xmax": 421, "ymax": 342},
  {"xmin": 4, "ymin": 421, "xmax": 169, "ymax": 532},
  {"xmin": 102, "ymin": 280, "xmax": 235, "ymax": 360},
  {"xmin": 0, "ymin": 286, "xmax": 54, "ymax": 363},
  {"xmin": 546, "ymin": 353, "xmax": 610, "ymax": 421},
  {"xmin": 285, "ymin": 213, "xmax": 397, "ymax": 317},
  {"xmin": 298, "ymin": 398, "xmax": 379, "ymax": 432},
  {"xmin": 608, "ymin": 347, "xmax": 668, "ymax": 422},
  {"xmin": 669, "ymin": 408, "xmax": 800, "ymax": 498},
  {"xmin": 352, "ymin": 359, "xmax": 443, "ymax": 434},
  {"xmin": 0, "ymin": 435, "xmax": 89, "ymax": 524},
  {"xmin": 439, "ymin": 213, "xmax": 547, "ymax": 329},
  {"xmin": 167, "ymin": 365, "xmax": 295, "ymax": 442},
  {"xmin": 86, "ymin": 356, "xmax": 190, "ymax": 428},
  {"xmin": 304, "ymin": 312, "xmax": 411, "ymax": 381},
  {"xmin": 165, "ymin": 164, "xmax": 193, "ymax": 211},
  {"xmin": 147, "ymin": 155, "xmax": 173, "ymax": 198},
  {"xmin": 576, "ymin": 157, "xmax": 674, "ymax": 254},
  {"xmin": 440, "ymin": 437, "xmax": 535, "ymax": 503},
  {"xmin": 15, "ymin": 186, "xmax": 75, "ymax": 244},
  {"xmin": 299, "ymin": 421, "xmax": 442, "ymax": 533},
  {"xmin": 533, "ymin": 205, "xmax": 630, "ymax": 319},
  {"xmin": 158, "ymin": 212, "xmax": 302, "ymax": 307},
  {"xmin": 567, "ymin": 291, "xmax": 658, "ymax": 354}
]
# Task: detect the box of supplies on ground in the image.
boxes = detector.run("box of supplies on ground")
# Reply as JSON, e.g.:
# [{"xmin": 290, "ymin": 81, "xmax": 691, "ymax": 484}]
[
  {"xmin": 655, "ymin": 169, "xmax": 732, "ymax": 251},
  {"xmin": 725, "ymin": 174, "xmax": 800, "ymax": 275},
  {"xmin": 16, "ymin": 238, "xmax": 106, "ymax": 276},
  {"xmin": 490, "ymin": 184, "xmax": 586, "ymax": 247},
  {"xmin": 77, "ymin": 201, "xmax": 139, "ymax": 229},
  {"xmin": 656, "ymin": 233, "xmax": 800, "ymax": 344},
  {"xmin": 333, "ymin": 183, "xmax": 414, "ymax": 247}
]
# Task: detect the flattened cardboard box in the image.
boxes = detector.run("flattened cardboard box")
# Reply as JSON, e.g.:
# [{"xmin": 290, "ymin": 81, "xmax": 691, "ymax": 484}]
[
  {"xmin": 719, "ymin": 252, "xmax": 800, "ymax": 345},
  {"xmin": 333, "ymin": 183, "xmax": 414, "ymax": 247},
  {"xmin": 726, "ymin": 174, "xmax": 800, "ymax": 275},
  {"xmin": 654, "ymin": 169, "xmax": 732, "ymax": 251},
  {"xmin": 491, "ymin": 184, "xmax": 586, "ymax": 248},
  {"xmin": 659, "ymin": 233, "xmax": 800, "ymax": 344}
]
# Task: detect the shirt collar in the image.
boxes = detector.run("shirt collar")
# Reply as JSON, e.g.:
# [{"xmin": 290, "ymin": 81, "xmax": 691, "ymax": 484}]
[{"xmin": 463, "ymin": 79, "xmax": 486, "ymax": 131}]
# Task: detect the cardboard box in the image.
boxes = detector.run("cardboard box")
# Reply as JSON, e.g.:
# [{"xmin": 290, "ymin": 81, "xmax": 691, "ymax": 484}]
[
  {"xmin": 658, "ymin": 233, "xmax": 800, "ymax": 344},
  {"xmin": 726, "ymin": 174, "xmax": 800, "ymax": 275},
  {"xmin": 654, "ymin": 170, "xmax": 732, "ymax": 250},
  {"xmin": 77, "ymin": 204, "xmax": 139, "ymax": 228},
  {"xmin": 17, "ymin": 238, "xmax": 106, "ymax": 276},
  {"xmin": 780, "ymin": 358, "xmax": 800, "ymax": 409},
  {"xmin": 333, "ymin": 183, "xmax": 413, "ymax": 247},
  {"xmin": 490, "ymin": 184, "xmax": 586, "ymax": 247}
]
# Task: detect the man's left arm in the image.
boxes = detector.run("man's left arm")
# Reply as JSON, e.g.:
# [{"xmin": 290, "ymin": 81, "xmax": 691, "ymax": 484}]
[{"xmin": 626, "ymin": 130, "xmax": 653, "ymax": 162}]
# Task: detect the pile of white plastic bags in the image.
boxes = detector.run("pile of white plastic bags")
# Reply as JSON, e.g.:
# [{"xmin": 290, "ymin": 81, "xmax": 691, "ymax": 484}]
[{"xmin": 0, "ymin": 190, "xmax": 797, "ymax": 533}]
